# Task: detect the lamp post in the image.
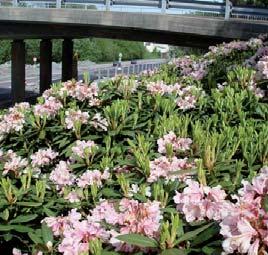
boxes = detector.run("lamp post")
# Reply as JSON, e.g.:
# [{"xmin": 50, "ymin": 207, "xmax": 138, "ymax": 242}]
[{"xmin": 118, "ymin": 52, "xmax": 122, "ymax": 72}]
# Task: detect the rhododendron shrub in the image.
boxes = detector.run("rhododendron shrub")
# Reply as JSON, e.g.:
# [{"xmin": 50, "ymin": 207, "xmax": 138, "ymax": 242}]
[{"xmin": 0, "ymin": 35, "xmax": 267, "ymax": 255}]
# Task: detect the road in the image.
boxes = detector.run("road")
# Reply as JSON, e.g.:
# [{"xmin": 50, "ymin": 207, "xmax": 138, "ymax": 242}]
[{"xmin": 0, "ymin": 58, "xmax": 166, "ymax": 103}]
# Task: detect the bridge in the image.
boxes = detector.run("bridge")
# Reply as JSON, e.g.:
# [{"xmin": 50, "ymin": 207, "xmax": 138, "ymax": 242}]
[{"xmin": 0, "ymin": 0, "xmax": 268, "ymax": 104}]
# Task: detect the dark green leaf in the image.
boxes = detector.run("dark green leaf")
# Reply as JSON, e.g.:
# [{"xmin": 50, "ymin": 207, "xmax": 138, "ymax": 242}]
[
  {"xmin": 42, "ymin": 223, "xmax": 53, "ymax": 243},
  {"xmin": 10, "ymin": 214, "xmax": 38, "ymax": 224},
  {"xmin": 28, "ymin": 232, "xmax": 43, "ymax": 244},
  {"xmin": 116, "ymin": 233, "xmax": 158, "ymax": 248},
  {"xmin": 175, "ymin": 223, "xmax": 213, "ymax": 245}
]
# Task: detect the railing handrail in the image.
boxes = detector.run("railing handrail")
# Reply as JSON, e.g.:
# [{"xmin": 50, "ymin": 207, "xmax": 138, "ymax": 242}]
[{"xmin": 4, "ymin": 0, "xmax": 268, "ymax": 21}]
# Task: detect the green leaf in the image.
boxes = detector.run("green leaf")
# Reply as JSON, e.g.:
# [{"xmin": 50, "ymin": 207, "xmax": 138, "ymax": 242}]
[
  {"xmin": 16, "ymin": 202, "xmax": 42, "ymax": 207},
  {"xmin": 161, "ymin": 249, "xmax": 187, "ymax": 255},
  {"xmin": 175, "ymin": 223, "xmax": 213, "ymax": 245},
  {"xmin": 116, "ymin": 233, "xmax": 158, "ymax": 248},
  {"xmin": 42, "ymin": 223, "xmax": 53, "ymax": 243},
  {"xmin": 101, "ymin": 188, "xmax": 121, "ymax": 198},
  {"xmin": 10, "ymin": 214, "xmax": 38, "ymax": 224},
  {"xmin": 191, "ymin": 224, "xmax": 219, "ymax": 246},
  {"xmin": 43, "ymin": 207, "xmax": 56, "ymax": 217},
  {"xmin": 11, "ymin": 225, "xmax": 34, "ymax": 233},
  {"xmin": 28, "ymin": 231, "xmax": 43, "ymax": 244},
  {"xmin": 0, "ymin": 225, "xmax": 13, "ymax": 231}
]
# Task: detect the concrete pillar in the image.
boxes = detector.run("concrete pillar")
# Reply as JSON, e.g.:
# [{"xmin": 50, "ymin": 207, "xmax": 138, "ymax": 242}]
[
  {"xmin": 62, "ymin": 38, "xmax": 73, "ymax": 82},
  {"xmin": 11, "ymin": 40, "xmax": 25, "ymax": 103},
  {"xmin": 40, "ymin": 39, "xmax": 52, "ymax": 94}
]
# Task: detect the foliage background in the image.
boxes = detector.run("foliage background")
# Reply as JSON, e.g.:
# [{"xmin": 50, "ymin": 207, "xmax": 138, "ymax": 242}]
[{"xmin": 0, "ymin": 38, "xmax": 160, "ymax": 65}]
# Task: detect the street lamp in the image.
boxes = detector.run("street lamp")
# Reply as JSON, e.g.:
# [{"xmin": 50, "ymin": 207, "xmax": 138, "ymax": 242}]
[{"xmin": 118, "ymin": 52, "xmax": 122, "ymax": 71}]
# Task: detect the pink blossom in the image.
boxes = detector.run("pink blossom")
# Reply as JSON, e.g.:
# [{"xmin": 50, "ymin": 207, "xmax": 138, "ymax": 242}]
[
  {"xmin": 0, "ymin": 110, "xmax": 25, "ymax": 140},
  {"xmin": 64, "ymin": 191, "xmax": 81, "ymax": 203},
  {"xmin": 2, "ymin": 150, "xmax": 28, "ymax": 176},
  {"xmin": 65, "ymin": 109, "xmax": 89, "ymax": 130},
  {"xmin": 49, "ymin": 161, "xmax": 75, "ymax": 190},
  {"xmin": 34, "ymin": 97, "xmax": 63, "ymax": 118},
  {"xmin": 220, "ymin": 166, "xmax": 268, "ymax": 254},
  {"xmin": 148, "ymin": 156, "xmax": 195, "ymax": 183},
  {"xmin": 77, "ymin": 169, "xmax": 110, "ymax": 188},
  {"xmin": 30, "ymin": 148, "xmax": 58, "ymax": 167},
  {"xmin": 71, "ymin": 140, "xmax": 98, "ymax": 159},
  {"xmin": 147, "ymin": 81, "xmax": 170, "ymax": 95},
  {"xmin": 157, "ymin": 131, "xmax": 192, "ymax": 154},
  {"xmin": 174, "ymin": 180, "xmax": 232, "ymax": 222}
]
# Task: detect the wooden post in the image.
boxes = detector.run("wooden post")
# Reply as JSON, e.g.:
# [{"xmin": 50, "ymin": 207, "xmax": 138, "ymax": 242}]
[
  {"xmin": 11, "ymin": 40, "xmax": 25, "ymax": 103},
  {"xmin": 62, "ymin": 38, "xmax": 73, "ymax": 82},
  {"xmin": 40, "ymin": 39, "xmax": 52, "ymax": 94}
]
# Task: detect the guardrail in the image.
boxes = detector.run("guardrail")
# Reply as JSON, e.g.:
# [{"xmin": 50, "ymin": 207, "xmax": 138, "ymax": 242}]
[{"xmin": 2, "ymin": 0, "xmax": 268, "ymax": 20}]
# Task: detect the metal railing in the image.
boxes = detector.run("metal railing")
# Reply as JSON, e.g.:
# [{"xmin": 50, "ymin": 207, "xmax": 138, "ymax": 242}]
[{"xmin": 2, "ymin": 0, "xmax": 268, "ymax": 20}]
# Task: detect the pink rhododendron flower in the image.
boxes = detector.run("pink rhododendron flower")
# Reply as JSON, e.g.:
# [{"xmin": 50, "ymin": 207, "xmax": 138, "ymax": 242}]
[
  {"xmin": 174, "ymin": 179, "xmax": 232, "ymax": 222},
  {"xmin": 157, "ymin": 131, "xmax": 192, "ymax": 154},
  {"xmin": 147, "ymin": 81, "xmax": 170, "ymax": 95},
  {"xmin": 148, "ymin": 156, "xmax": 195, "ymax": 183},
  {"xmin": 71, "ymin": 140, "xmax": 98, "ymax": 159},
  {"xmin": 77, "ymin": 169, "xmax": 110, "ymax": 188},
  {"xmin": 65, "ymin": 109, "xmax": 89, "ymax": 130},
  {"xmin": 0, "ymin": 109, "xmax": 26, "ymax": 140},
  {"xmin": 220, "ymin": 166, "xmax": 268, "ymax": 255},
  {"xmin": 44, "ymin": 209, "xmax": 108, "ymax": 255},
  {"xmin": 64, "ymin": 191, "xmax": 81, "ymax": 203},
  {"xmin": 34, "ymin": 97, "xmax": 63, "ymax": 118},
  {"xmin": 30, "ymin": 148, "xmax": 58, "ymax": 167},
  {"xmin": 2, "ymin": 150, "xmax": 28, "ymax": 176},
  {"xmin": 49, "ymin": 161, "xmax": 75, "ymax": 190}
]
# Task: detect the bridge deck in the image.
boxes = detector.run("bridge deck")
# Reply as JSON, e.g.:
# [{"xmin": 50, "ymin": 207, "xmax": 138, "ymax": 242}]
[{"xmin": 0, "ymin": 8, "xmax": 267, "ymax": 47}]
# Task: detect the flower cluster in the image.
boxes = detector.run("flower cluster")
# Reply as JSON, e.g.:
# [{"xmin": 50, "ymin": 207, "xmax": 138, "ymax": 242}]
[
  {"xmin": 77, "ymin": 169, "xmax": 110, "ymax": 188},
  {"xmin": 220, "ymin": 166, "xmax": 268, "ymax": 255},
  {"xmin": 71, "ymin": 140, "xmax": 98, "ymax": 159},
  {"xmin": 34, "ymin": 97, "xmax": 63, "ymax": 119},
  {"xmin": 91, "ymin": 199, "xmax": 162, "ymax": 252},
  {"xmin": 256, "ymin": 55, "xmax": 268, "ymax": 80},
  {"xmin": 157, "ymin": 132, "xmax": 192, "ymax": 154},
  {"xmin": 1, "ymin": 150, "xmax": 28, "ymax": 177},
  {"xmin": 0, "ymin": 103, "xmax": 29, "ymax": 140},
  {"xmin": 173, "ymin": 56, "xmax": 209, "ymax": 80},
  {"xmin": 49, "ymin": 161, "xmax": 76, "ymax": 190},
  {"xmin": 30, "ymin": 148, "xmax": 58, "ymax": 168},
  {"xmin": 65, "ymin": 109, "xmax": 89, "ymax": 130},
  {"xmin": 43, "ymin": 209, "xmax": 108, "ymax": 255},
  {"xmin": 174, "ymin": 179, "xmax": 232, "ymax": 222},
  {"xmin": 148, "ymin": 156, "xmax": 195, "ymax": 183},
  {"xmin": 44, "ymin": 199, "xmax": 162, "ymax": 254}
]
